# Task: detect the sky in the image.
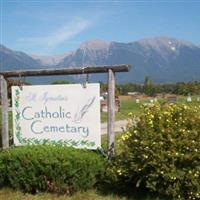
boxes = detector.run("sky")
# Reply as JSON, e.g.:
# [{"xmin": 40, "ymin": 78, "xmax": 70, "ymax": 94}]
[{"xmin": 1, "ymin": 0, "xmax": 200, "ymax": 55}]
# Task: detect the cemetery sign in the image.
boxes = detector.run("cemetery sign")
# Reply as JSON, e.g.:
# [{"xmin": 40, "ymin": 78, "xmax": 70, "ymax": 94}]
[{"xmin": 12, "ymin": 84, "xmax": 101, "ymax": 149}]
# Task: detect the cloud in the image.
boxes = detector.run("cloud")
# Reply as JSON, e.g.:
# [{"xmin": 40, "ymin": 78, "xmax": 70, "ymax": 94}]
[{"xmin": 18, "ymin": 17, "xmax": 92, "ymax": 53}]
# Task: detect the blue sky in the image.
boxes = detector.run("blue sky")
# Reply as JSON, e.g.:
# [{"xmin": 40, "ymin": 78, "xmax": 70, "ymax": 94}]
[{"xmin": 1, "ymin": 0, "xmax": 200, "ymax": 55}]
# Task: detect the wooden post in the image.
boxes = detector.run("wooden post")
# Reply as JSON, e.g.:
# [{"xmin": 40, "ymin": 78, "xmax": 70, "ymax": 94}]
[
  {"xmin": 107, "ymin": 69, "xmax": 115, "ymax": 158},
  {"xmin": 0, "ymin": 75, "xmax": 9, "ymax": 148}
]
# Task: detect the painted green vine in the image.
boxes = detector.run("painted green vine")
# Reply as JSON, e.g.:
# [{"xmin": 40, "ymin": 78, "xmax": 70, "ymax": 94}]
[{"xmin": 14, "ymin": 88, "xmax": 95, "ymax": 148}]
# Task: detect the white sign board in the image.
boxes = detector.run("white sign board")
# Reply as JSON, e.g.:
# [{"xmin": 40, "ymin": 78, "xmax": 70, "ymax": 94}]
[{"xmin": 12, "ymin": 84, "xmax": 101, "ymax": 149}]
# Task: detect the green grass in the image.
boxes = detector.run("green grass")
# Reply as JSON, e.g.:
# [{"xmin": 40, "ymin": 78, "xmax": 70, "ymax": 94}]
[
  {"xmin": 101, "ymin": 99, "xmax": 142, "ymax": 122},
  {"xmin": 177, "ymin": 95, "xmax": 200, "ymax": 105},
  {"xmin": 0, "ymin": 188, "xmax": 129, "ymax": 200},
  {"xmin": 0, "ymin": 188, "xmax": 168, "ymax": 200}
]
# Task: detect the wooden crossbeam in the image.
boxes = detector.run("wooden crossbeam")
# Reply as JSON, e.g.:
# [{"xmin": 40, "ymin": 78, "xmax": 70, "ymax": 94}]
[{"xmin": 0, "ymin": 65, "xmax": 130, "ymax": 78}]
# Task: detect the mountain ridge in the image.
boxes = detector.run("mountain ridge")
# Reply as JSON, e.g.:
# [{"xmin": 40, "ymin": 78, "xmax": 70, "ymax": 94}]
[{"xmin": 1, "ymin": 37, "xmax": 200, "ymax": 83}]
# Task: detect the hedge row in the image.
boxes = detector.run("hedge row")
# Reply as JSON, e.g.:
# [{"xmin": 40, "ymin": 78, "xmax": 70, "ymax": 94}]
[{"xmin": 0, "ymin": 145, "xmax": 105, "ymax": 194}]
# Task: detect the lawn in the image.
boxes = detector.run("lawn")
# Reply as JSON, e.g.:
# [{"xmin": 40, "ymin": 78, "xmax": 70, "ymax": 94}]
[
  {"xmin": 101, "ymin": 98, "xmax": 142, "ymax": 122},
  {"xmin": 0, "ymin": 188, "xmax": 129, "ymax": 200},
  {"xmin": 0, "ymin": 188, "xmax": 166, "ymax": 200}
]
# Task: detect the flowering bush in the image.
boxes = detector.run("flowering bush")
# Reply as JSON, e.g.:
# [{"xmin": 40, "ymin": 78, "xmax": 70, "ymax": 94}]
[{"xmin": 115, "ymin": 103, "xmax": 200, "ymax": 200}]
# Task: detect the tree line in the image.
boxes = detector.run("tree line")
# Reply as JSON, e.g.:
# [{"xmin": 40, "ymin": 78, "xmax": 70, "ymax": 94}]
[
  {"xmin": 4, "ymin": 78, "xmax": 200, "ymax": 100},
  {"xmin": 117, "ymin": 77, "xmax": 200, "ymax": 96}
]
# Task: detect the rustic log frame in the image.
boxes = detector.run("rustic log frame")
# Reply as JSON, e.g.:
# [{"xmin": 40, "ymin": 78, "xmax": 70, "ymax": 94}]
[{"xmin": 0, "ymin": 65, "xmax": 130, "ymax": 157}]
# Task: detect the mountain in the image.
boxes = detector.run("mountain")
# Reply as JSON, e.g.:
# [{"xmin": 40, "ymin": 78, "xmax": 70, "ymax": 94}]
[
  {"xmin": 0, "ymin": 44, "xmax": 41, "ymax": 71},
  {"xmin": 59, "ymin": 39, "xmax": 110, "ymax": 67},
  {"xmin": 58, "ymin": 37, "xmax": 200, "ymax": 83},
  {"xmin": 1, "ymin": 37, "xmax": 200, "ymax": 83}
]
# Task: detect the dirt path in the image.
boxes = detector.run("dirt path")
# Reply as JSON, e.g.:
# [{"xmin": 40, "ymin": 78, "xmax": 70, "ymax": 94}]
[{"xmin": 101, "ymin": 120, "xmax": 128, "ymax": 135}]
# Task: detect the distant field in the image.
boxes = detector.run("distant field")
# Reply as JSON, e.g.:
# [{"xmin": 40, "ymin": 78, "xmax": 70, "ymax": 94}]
[
  {"xmin": 101, "ymin": 98, "xmax": 142, "ymax": 122},
  {"xmin": 101, "ymin": 95, "xmax": 200, "ymax": 122}
]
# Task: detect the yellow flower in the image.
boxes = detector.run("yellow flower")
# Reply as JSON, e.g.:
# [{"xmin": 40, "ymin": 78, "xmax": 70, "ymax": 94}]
[
  {"xmin": 148, "ymin": 120, "xmax": 153, "ymax": 125},
  {"xmin": 128, "ymin": 112, "xmax": 133, "ymax": 116},
  {"xmin": 183, "ymin": 105, "xmax": 188, "ymax": 109},
  {"xmin": 117, "ymin": 169, "xmax": 122, "ymax": 175},
  {"xmin": 143, "ymin": 155, "xmax": 148, "ymax": 159}
]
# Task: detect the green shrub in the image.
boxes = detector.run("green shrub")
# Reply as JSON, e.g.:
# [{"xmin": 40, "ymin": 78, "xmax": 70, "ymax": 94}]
[
  {"xmin": 0, "ymin": 145, "xmax": 105, "ymax": 194},
  {"xmin": 112, "ymin": 103, "xmax": 200, "ymax": 200}
]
